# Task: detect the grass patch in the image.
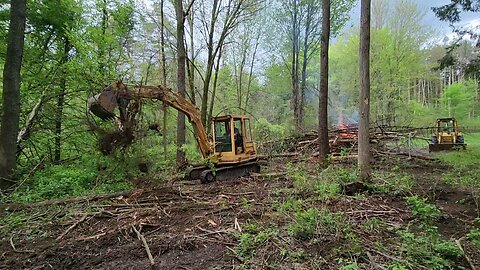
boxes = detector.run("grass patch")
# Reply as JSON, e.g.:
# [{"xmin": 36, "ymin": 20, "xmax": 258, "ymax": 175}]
[{"xmin": 432, "ymin": 133, "xmax": 480, "ymax": 188}]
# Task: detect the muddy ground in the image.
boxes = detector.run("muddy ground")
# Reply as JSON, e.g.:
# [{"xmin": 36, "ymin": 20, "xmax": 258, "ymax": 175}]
[{"xmin": 0, "ymin": 155, "xmax": 479, "ymax": 270}]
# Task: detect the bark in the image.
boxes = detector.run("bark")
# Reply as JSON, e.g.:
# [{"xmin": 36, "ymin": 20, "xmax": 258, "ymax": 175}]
[
  {"xmin": 175, "ymin": 0, "xmax": 187, "ymax": 167},
  {"xmin": 291, "ymin": 0, "xmax": 301, "ymax": 132},
  {"xmin": 237, "ymin": 40, "xmax": 247, "ymax": 110},
  {"xmin": 200, "ymin": 0, "xmax": 220, "ymax": 127},
  {"xmin": 358, "ymin": 0, "xmax": 371, "ymax": 182},
  {"xmin": 299, "ymin": 4, "xmax": 315, "ymax": 131},
  {"xmin": 318, "ymin": 0, "xmax": 330, "ymax": 162},
  {"xmin": 186, "ymin": 8, "xmax": 196, "ymax": 105},
  {"xmin": 17, "ymin": 93, "xmax": 46, "ymax": 157},
  {"xmin": 244, "ymin": 31, "xmax": 261, "ymax": 110},
  {"xmin": 160, "ymin": 0, "xmax": 168, "ymax": 161},
  {"xmin": 200, "ymin": 0, "xmax": 250, "ymax": 127},
  {"xmin": 99, "ymin": 0, "xmax": 108, "ymax": 76},
  {"xmin": 208, "ymin": 45, "xmax": 224, "ymax": 126},
  {"xmin": 54, "ymin": 38, "xmax": 71, "ymax": 162},
  {"xmin": 0, "ymin": 0, "xmax": 26, "ymax": 189}
]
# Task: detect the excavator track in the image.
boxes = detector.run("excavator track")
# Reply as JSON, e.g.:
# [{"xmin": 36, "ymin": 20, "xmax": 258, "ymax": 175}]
[{"xmin": 199, "ymin": 161, "xmax": 260, "ymax": 183}]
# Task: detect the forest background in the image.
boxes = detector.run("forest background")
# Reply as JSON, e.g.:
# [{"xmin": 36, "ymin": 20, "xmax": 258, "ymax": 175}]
[{"xmin": 0, "ymin": 0, "xmax": 479, "ymax": 202}]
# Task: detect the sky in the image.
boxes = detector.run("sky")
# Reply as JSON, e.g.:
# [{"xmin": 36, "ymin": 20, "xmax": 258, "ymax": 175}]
[{"xmin": 347, "ymin": 0, "xmax": 480, "ymax": 37}]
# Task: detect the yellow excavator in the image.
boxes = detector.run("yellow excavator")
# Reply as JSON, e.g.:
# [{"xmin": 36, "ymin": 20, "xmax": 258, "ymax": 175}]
[
  {"xmin": 88, "ymin": 81, "xmax": 260, "ymax": 183},
  {"xmin": 429, "ymin": 117, "xmax": 466, "ymax": 152}
]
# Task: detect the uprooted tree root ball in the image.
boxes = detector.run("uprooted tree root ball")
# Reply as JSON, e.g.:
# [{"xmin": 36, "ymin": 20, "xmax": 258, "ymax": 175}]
[{"xmin": 98, "ymin": 128, "xmax": 135, "ymax": 155}]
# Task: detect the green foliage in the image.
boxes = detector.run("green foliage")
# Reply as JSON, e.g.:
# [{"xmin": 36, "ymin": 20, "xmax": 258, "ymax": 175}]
[
  {"xmin": 373, "ymin": 171, "xmax": 414, "ymax": 195},
  {"xmin": 339, "ymin": 262, "xmax": 359, "ymax": 270},
  {"xmin": 467, "ymin": 228, "xmax": 480, "ymax": 247},
  {"xmin": 235, "ymin": 225, "xmax": 278, "ymax": 259},
  {"xmin": 254, "ymin": 118, "xmax": 288, "ymax": 142},
  {"xmin": 437, "ymin": 133, "xmax": 480, "ymax": 188},
  {"xmin": 439, "ymin": 82, "xmax": 477, "ymax": 121},
  {"xmin": 180, "ymin": 143, "xmax": 203, "ymax": 163},
  {"xmin": 286, "ymin": 163, "xmax": 355, "ymax": 200},
  {"xmin": 396, "ymin": 228, "xmax": 462, "ymax": 269},
  {"xmin": 9, "ymin": 155, "xmax": 132, "ymax": 203},
  {"xmin": 406, "ymin": 195, "xmax": 442, "ymax": 221},
  {"xmin": 288, "ymin": 207, "xmax": 347, "ymax": 240}
]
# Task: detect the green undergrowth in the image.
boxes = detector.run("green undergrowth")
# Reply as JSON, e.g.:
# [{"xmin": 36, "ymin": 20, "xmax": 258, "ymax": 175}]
[
  {"xmin": 435, "ymin": 133, "xmax": 480, "ymax": 188},
  {"xmin": 240, "ymin": 158, "xmax": 473, "ymax": 269},
  {"xmin": 286, "ymin": 163, "xmax": 357, "ymax": 200},
  {"xmin": 5, "ymin": 154, "xmax": 133, "ymax": 203}
]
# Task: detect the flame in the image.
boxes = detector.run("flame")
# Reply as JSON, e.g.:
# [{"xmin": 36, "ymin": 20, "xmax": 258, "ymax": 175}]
[{"xmin": 336, "ymin": 111, "xmax": 357, "ymax": 139}]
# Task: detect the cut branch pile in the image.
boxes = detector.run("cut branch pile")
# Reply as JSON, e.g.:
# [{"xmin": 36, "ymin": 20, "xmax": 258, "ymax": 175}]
[{"xmin": 258, "ymin": 125, "xmax": 434, "ymax": 161}]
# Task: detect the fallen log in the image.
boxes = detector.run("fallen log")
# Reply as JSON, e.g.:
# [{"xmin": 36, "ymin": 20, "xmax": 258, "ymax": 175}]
[{"xmin": 375, "ymin": 150, "xmax": 435, "ymax": 160}]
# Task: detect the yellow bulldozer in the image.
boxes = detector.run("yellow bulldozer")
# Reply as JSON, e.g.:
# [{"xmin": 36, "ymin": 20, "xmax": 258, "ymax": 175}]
[{"xmin": 429, "ymin": 117, "xmax": 466, "ymax": 152}]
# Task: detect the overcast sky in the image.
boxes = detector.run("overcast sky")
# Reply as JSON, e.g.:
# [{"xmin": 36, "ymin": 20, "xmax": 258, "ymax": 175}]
[{"xmin": 347, "ymin": 0, "xmax": 480, "ymax": 36}]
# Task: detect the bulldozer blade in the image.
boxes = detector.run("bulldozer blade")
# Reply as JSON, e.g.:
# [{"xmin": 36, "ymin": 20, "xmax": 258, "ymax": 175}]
[{"xmin": 429, "ymin": 143, "xmax": 466, "ymax": 152}]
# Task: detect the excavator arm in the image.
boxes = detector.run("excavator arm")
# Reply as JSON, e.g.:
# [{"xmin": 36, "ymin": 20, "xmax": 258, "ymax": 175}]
[{"xmin": 88, "ymin": 81, "xmax": 213, "ymax": 158}]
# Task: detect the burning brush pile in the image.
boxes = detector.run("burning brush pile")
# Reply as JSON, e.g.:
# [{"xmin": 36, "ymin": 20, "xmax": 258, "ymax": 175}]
[{"xmin": 258, "ymin": 112, "xmax": 428, "ymax": 160}]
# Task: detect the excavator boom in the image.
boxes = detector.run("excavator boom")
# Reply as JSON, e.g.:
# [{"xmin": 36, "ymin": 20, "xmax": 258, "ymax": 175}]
[
  {"xmin": 88, "ymin": 81, "xmax": 260, "ymax": 183},
  {"xmin": 88, "ymin": 81, "xmax": 212, "ymax": 158}
]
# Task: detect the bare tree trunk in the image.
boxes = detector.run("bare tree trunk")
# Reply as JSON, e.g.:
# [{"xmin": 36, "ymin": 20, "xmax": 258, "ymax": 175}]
[
  {"xmin": 291, "ymin": 0, "xmax": 301, "ymax": 133},
  {"xmin": 99, "ymin": 0, "xmax": 108, "ymax": 76},
  {"xmin": 186, "ymin": 7, "xmax": 196, "ymax": 105},
  {"xmin": 318, "ymin": 0, "xmax": 330, "ymax": 162},
  {"xmin": 160, "ymin": 0, "xmax": 168, "ymax": 161},
  {"xmin": 200, "ymin": 0, "xmax": 219, "ymax": 126},
  {"xmin": 208, "ymin": 46, "xmax": 224, "ymax": 127},
  {"xmin": 175, "ymin": 0, "xmax": 186, "ymax": 167},
  {"xmin": 244, "ymin": 32, "xmax": 261, "ymax": 110},
  {"xmin": 358, "ymin": 0, "xmax": 371, "ymax": 182},
  {"xmin": 54, "ymin": 38, "xmax": 71, "ymax": 163},
  {"xmin": 0, "ymin": 0, "xmax": 26, "ymax": 189}
]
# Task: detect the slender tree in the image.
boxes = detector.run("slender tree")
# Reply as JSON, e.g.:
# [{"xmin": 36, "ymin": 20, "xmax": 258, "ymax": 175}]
[
  {"xmin": 318, "ymin": 0, "xmax": 330, "ymax": 162},
  {"xmin": 358, "ymin": 0, "xmax": 371, "ymax": 181},
  {"xmin": 175, "ymin": 0, "xmax": 187, "ymax": 167},
  {"xmin": 160, "ymin": 0, "xmax": 168, "ymax": 161},
  {"xmin": 0, "ymin": 0, "xmax": 27, "ymax": 189}
]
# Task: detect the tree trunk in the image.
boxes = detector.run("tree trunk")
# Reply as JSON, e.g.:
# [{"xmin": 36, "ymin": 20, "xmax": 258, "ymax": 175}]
[
  {"xmin": 0, "ymin": 0, "xmax": 26, "ymax": 189},
  {"xmin": 291, "ymin": 0, "xmax": 301, "ymax": 133},
  {"xmin": 358, "ymin": 0, "xmax": 371, "ymax": 182},
  {"xmin": 186, "ymin": 8, "xmax": 196, "ymax": 105},
  {"xmin": 99, "ymin": 0, "xmax": 108, "ymax": 76},
  {"xmin": 244, "ymin": 32, "xmax": 261, "ymax": 111},
  {"xmin": 54, "ymin": 38, "xmax": 71, "ymax": 163},
  {"xmin": 208, "ymin": 45, "xmax": 224, "ymax": 127},
  {"xmin": 200, "ymin": 0, "xmax": 219, "ymax": 127},
  {"xmin": 318, "ymin": 0, "xmax": 330, "ymax": 162},
  {"xmin": 160, "ymin": 0, "xmax": 168, "ymax": 161},
  {"xmin": 175, "ymin": 0, "xmax": 187, "ymax": 167}
]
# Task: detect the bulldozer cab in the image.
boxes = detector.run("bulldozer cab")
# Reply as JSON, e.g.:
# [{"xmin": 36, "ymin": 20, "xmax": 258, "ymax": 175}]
[
  {"xmin": 212, "ymin": 115, "xmax": 257, "ymax": 164},
  {"xmin": 436, "ymin": 118, "xmax": 455, "ymax": 133}
]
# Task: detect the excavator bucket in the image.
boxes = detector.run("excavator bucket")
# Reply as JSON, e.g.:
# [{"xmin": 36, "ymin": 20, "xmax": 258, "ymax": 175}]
[
  {"xmin": 88, "ymin": 88, "xmax": 118, "ymax": 120},
  {"xmin": 429, "ymin": 143, "xmax": 466, "ymax": 152}
]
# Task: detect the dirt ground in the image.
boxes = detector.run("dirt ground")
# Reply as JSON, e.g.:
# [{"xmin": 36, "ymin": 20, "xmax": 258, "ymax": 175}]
[{"xmin": 0, "ymin": 155, "xmax": 479, "ymax": 270}]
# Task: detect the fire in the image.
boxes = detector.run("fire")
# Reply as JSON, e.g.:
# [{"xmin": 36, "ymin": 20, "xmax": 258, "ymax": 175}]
[{"xmin": 336, "ymin": 111, "xmax": 357, "ymax": 139}]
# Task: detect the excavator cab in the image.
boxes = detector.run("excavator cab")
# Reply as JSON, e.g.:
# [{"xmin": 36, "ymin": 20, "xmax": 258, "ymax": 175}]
[
  {"xmin": 212, "ymin": 115, "xmax": 257, "ymax": 164},
  {"xmin": 88, "ymin": 81, "xmax": 260, "ymax": 183}
]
